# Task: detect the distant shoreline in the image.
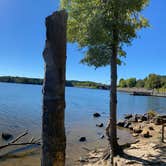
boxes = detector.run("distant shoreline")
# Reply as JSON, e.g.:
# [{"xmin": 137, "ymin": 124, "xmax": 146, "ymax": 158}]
[
  {"xmin": 0, "ymin": 76, "xmax": 109, "ymax": 90},
  {"xmin": 118, "ymin": 87, "xmax": 166, "ymax": 98}
]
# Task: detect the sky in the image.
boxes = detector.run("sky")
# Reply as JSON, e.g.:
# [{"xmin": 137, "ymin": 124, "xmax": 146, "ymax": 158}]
[{"xmin": 0, "ymin": 0, "xmax": 165, "ymax": 84}]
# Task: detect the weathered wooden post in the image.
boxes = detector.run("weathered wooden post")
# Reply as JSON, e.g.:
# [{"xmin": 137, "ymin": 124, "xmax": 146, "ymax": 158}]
[{"xmin": 42, "ymin": 10, "xmax": 67, "ymax": 166}]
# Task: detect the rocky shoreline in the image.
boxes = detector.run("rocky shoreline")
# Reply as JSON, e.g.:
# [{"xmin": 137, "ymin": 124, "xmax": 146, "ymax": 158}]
[
  {"xmin": 81, "ymin": 111, "xmax": 166, "ymax": 166},
  {"xmin": 117, "ymin": 111, "xmax": 166, "ymax": 138}
]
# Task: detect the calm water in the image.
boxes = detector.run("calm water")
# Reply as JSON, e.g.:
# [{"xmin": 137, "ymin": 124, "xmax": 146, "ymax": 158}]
[
  {"xmin": 0, "ymin": 82, "xmax": 166, "ymax": 165},
  {"xmin": 0, "ymin": 82, "xmax": 166, "ymax": 134}
]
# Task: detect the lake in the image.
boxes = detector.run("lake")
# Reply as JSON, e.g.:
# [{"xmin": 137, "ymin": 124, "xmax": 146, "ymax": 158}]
[{"xmin": 0, "ymin": 82, "xmax": 165, "ymax": 165}]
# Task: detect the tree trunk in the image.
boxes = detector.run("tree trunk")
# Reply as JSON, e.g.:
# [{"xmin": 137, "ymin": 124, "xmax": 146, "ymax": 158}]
[
  {"xmin": 109, "ymin": 27, "xmax": 119, "ymax": 162},
  {"xmin": 42, "ymin": 10, "xmax": 67, "ymax": 166}
]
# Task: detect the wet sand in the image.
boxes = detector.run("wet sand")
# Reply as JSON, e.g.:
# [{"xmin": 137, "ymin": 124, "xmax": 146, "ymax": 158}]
[{"xmin": 0, "ymin": 122, "xmax": 135, "ymax": 166}]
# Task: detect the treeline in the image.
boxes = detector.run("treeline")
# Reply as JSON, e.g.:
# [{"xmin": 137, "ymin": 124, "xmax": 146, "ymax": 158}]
[
  {"xmin": 0, "ymin": 76, "xmax": 43, "ymax": 85},
  {"xmin": 66, "ymin": 80, "xmax": 109, "ymax": 89},
  {"xmin": 119, "ymin": 74, "xmax": 166, "ymax": 89},
  {"xmin": 0, "ymin": 76, "xmax": 109, "ymax": 90}
]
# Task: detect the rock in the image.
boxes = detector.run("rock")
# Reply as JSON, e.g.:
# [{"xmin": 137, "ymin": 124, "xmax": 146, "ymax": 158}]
[
  {"xmin": 125, "ymin": 160, "xmax": 140, "ymax": 164},
  {"xmin": 93, "ymin": 113, "xmax": 101, "ymax": 118},
  {"xmin": 1, "ymin": 132, "xmax": 13, "ymax": 140},
  {"xmin": 135, "ymin": 114, "xmax": 143, "ymax": 119},
  {"xmin": 141, "ymin": 129, "xmax": 150, "ymax": 138},
  {"xmin": 79, "ymin": 137, "xmax": 86, "ymax": 142},
  {"xmin": 117, "ymin": 120, "xmax": 125, "ymax": 127},
  {"xmin": 100, "ymin": 134, "xmax": 105, "ymax": 139},
  {"xmin": 132, "ymin": 133, "xmax": 139, "ymax": 137},
  {"xmin": 133, "ymin": 126, "xmax": 142, "ymax": 134},
  {"xmin": 149, "ymin": 126, "xmax": 154, "ymax": 130},
  {"xmin": 128, "ymin": 115, "xmax": 138, "ymax": 122},
  {"xmin": 79, "ymin": 157, "xmax": 88, "ymax": 163},
  {"xmin": 96, "ymin": 123, "xmax": 104, "ymax": 128},
  {"xmin": 124, "ymin": 114, "xmax": 133, "ymax": 119},
  {"xmin": 124, "ymin": 122, "xmax": 131, "ymax": 128},
  {"xmin": 138, "ymin": 119, "xmax": 142, "ymax": 123},
  {"xmin": 141, "ymin": 114, "xmax": 148, "ymax": 121},
  {"xmin": 129, "ymin": 125, "xmax": 134, "ymax": 131},
  {"xmin": 154, "ymin": 116, "xmax": 166, "ymax": 125}
]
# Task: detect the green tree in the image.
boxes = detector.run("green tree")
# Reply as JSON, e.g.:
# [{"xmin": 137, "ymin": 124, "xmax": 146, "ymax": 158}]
[
  {"xmin": 119, "ymin": 79, "xmax": 127, "ymax": 88},
  {"xmin": 145, "ymin": 74, "xmax": 161, "ymax": 89},
  {"xmin": 160, "ymin": 76, "xmax": 166, "ymax": 88},
  {"xmin": 61, "ymin": 0, "xmax": 149, "ymax": 160},
  {"xmin": 126, "ymin": 78, "xmax": 137, "ymax": 88},
  {"xmin": 136, "ymin": 79, "xmax": 145, "ymax": 88}
]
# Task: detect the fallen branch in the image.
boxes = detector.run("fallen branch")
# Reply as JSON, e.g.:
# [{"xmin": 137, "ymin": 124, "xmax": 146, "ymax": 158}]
[
  {"xmin": 82, "ymin": 147, "xmax": 91, "ymax": 152},
  {"xmin": 29, "ymin": 137, "xmax": 35, "ymax": 143},
  {"xmin": 34, "ymin": 137, "xmax": 41, "ymax": 143},
  {"xmin": 0, "ymin": 131, "xmax": 40, "ymax": 150},
  {"xmin": 11, "ymin": 130, "xmax": 28, "ymax": 143}
]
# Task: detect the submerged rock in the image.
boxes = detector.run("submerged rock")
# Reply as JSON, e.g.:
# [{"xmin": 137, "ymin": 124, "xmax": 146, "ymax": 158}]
[
  {"xmin": 1, "ymin": 132, "xmax": 13, "ymax": 140},
  {"xmin": 79, "ymin": 137, "xmax": 86, "ymax": 142},
  {"xmin": 93, "ymin": 113, "xmax": 101, "ymax": 118},
  {"xmin": 100, "ymin": 134, "xmax": 105, "ymax": 139},
  {"xmin": 96, "ymin": 123, "xmax": 104, "ymax": 128}
]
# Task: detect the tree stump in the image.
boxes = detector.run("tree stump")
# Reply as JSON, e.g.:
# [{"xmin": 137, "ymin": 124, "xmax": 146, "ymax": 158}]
[{"xmin": 42, "ymin": 10, "xmax": 67, "ymax": 166}]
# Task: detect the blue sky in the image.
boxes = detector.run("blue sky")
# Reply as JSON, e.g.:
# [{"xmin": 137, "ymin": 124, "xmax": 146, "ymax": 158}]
[{"xmin": 0, "ymin": 0, "xmax": 165, "ymax": 84}]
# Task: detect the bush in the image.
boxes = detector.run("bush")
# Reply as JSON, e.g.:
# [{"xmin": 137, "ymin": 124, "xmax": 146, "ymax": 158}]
[{"xmin": 147, "ymin": 110, "xmax": 157, "ymax": 119}]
